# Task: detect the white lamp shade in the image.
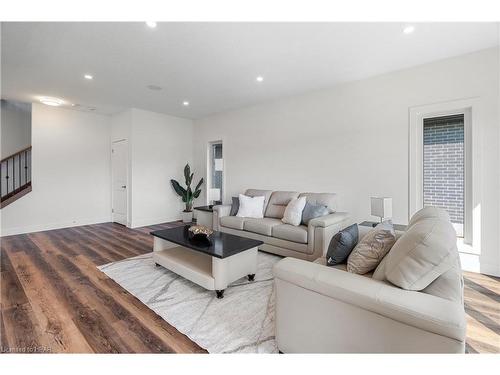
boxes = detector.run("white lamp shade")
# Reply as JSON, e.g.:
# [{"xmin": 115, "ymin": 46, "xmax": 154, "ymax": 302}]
[
  {"xmin": 209, "ymin": 188, "xmax": 221, "ymax": 201},
  {"xmin": 214, "ymin": 159, "xmax": 223, "ymax": 171},
  {"xmin": 371, "ymin": 197, "xmax": 393, "ymax": 220}
]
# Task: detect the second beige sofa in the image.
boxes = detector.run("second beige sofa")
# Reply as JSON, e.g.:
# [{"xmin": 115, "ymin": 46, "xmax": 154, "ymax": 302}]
[{"xmin": 213, "ymin": 189, "xmax": 351, "ymax": 261}]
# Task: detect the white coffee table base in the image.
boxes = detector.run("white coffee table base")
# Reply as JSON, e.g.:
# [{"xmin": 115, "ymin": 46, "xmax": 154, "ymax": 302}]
[{"xmin": 152, "ymin": 237, "xmax": 258, "ymax": 298}]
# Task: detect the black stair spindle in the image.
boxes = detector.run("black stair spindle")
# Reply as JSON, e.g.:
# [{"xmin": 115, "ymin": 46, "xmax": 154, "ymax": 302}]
[
  {"xmin": 6, "ymin": 158, "xmax": 10, "ymax": 195},
  {"xmin": 25, "ymin": 150, "xmax": 28, "ymax": 184},
  {"xmin": 19, "ymin": 153, "xmax": 22, "ymax": 186},
  {"xmin": 12, "ymin": 156, "xmax": 15, "ymax": 191}
]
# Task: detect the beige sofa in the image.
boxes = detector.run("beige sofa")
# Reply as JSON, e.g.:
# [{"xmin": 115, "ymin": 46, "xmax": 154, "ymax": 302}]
[
  {"xmin": 273, "ymin": 207, "xmax": 466, "ymax": 353},
  {"xmin": 213, "ymin": 189, "xmax": 351, "ymax": 261}
]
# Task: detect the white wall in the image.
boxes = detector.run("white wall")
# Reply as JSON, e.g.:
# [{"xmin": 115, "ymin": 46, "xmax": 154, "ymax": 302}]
[
  {"xmin": 1, "ymin": 99, "xmax": 31, "ymax": 158},
  {"xmin": 1, "ymin": 105, "xmax": 194, "ymax": 235},
  {"xmin": 194, "ymin": 47, "xmax": 500, "ymax": 276},
  {"xmin": 111, "ymin": 108, "xmax": 194, "ymax": 227},
  {"xmin": 1, "ymin": 104, "xmax": 112, "ymax": 235}
]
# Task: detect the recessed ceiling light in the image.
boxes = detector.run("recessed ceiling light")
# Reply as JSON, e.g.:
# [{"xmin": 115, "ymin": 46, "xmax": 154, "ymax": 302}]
[
  {"xmin": 147, "ymin": 84, "xmax": 162, "ymax": 91},
  {"xmin": 403, "ymin": 25, "xmax": 415, "ymax": 34},
  {"xmin": 84, "ymin": 74, "xmax": 93, "ymax": 80},
  {"xmin": 146, "ymin": 21, "xmax": 157, "ymax": 28},
  {"xmin": 39, "ymin": 97, "xmax": 64, "ymax": 106},
  {"xmin": 256, "ymin": 76, "xmax": 264, "ymax": 82},
  {"xmin": 183, "ymin": 101, "xmax": 189, "ymax": 106}
]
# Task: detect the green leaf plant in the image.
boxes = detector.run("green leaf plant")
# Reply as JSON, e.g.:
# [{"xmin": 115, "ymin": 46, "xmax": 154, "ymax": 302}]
[{"xmin": 170, "ymin": 163, "xmax": 204, "ymax": 212}]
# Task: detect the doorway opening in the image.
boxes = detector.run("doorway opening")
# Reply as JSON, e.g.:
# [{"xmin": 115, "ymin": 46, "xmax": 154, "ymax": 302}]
[{"xmin": 207, "ymin": 141, "xmax": 224, "ymax": 206}]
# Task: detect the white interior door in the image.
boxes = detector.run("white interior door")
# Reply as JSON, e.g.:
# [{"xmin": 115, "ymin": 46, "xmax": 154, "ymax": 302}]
[{"xmin": 112, "ymin": 140, "xmax": 128, "ymax": 225}]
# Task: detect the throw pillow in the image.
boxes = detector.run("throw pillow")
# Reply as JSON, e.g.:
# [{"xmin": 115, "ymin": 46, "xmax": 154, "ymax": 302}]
[
  {"xmin": 347, "ymin": 220, "xmax": 396, "ymax": 275},
  {"xmin": 326, "ymin": 224, "xmax": 359, "ymax": 266},
  {"xmin": 282, "ymin": 196, "xmax": 307, "ymax": 226},
  {"xmin": 236, "ymin": 194, "xmax": 265, "ymax": 219},
  {"xmin": 301, "ymin": 202, "xmax": 330, "ymax": 225},
  {"xmin": 230, "ymin": 196, "xmax": 239, "ymax": 216}
]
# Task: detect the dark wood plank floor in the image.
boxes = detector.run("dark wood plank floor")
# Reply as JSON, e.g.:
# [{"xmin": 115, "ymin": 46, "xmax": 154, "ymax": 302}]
[
  {"xmin": 1, "ymin": 221, "xmax": 205, "ymax": 353},
  {"xmin": 1, "ymin": 221, "xmax": 499, "ymax": 353}
]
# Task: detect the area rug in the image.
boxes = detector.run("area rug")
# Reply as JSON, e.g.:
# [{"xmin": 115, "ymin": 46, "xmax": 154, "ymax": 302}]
[{"xmin": 98, "ymin": 251, "xmax": 282, "ymax": 353}]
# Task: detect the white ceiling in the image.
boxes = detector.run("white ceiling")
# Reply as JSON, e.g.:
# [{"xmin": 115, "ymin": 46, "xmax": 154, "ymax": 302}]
[{"xmin": 1, "ymin": 22, "xmax": 498, "ymax": 119}]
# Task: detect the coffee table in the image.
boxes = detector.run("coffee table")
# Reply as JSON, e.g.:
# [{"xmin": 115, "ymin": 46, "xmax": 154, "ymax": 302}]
[{"xmin": 150, "ymin": 225, "xmax": 263, "ymax": 298}]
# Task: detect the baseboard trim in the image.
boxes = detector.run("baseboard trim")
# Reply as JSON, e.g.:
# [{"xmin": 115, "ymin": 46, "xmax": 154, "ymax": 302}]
[
  {"xmin": 1, "ymin": 216, "xmax": 112, "ymax": 237},
  {"xmin": 130, "ymin": 216, "xmax": 181, "ymax": 228},
  {"xmin": 478, "ymin": 256, "xmax": 500, "ymax": 277}
]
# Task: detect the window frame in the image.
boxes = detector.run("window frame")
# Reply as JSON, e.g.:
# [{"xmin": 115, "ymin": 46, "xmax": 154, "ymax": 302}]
[
  {"xmin": 409, "ymin": 99, "xmax": 476, "ymax": 246},
  {"xmin": 206, "ymin": 140, "xmax": 225, "ymax": 206}
]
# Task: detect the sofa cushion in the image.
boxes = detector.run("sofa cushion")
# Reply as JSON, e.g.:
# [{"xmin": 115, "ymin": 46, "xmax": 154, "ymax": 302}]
[
  {"xmin": 372, "ymin": 254, "xmax": 388, "ymax": 281},
  {"xmin": 384, "ymin": 208, "xmax": 458, "ymax": 291},
  {"xmin": 265, "ymin": 191, "xmax": 300, "ymax": 218},
  {"xmin": 422, "ymin": 258, "xmax": 463, "ymax": 303},
  {"xmin": 347, "ymin": 221, "xmax": 396, "ymax": 275},
  {"xmin": 220, "ymin": 216, "xmax": 246, "ymax": 230},
  {"xmin": 244, "ymin": 218, "xmax": 282, "ymax": 236},
  {"xmin": 273, "ymin": 224, "xmax": 308, "ymax": 244},
  {"xmin": 299, "ymin": 192, "xmax": 337, "ymax": 213},
  {"xmin": 314, "ymin": 257, "xmax": 374, "ymax": 278},
  {"xmin": 220, "ymin": 225, "xmax": 309, "ymax": 254},
  {"xmin": 245, "ymin": 189, "xmax": 273, "ymax": 215},
  {"xmin": 408, "ymin": 206, "xmax": 451, "ymax": 228},
  {"xmin": 282, "ymin": 196, "xmax": 307, "ymax": 226}
]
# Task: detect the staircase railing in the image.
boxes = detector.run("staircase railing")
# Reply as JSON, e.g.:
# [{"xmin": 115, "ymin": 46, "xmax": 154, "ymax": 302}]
[{"xmin": 1, "ymin": 146, "xmax": 32, "ymax": 204}]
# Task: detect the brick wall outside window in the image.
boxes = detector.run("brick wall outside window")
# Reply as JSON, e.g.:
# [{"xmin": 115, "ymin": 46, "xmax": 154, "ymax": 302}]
[{"xmin": 423, "ymin": 115, "xmax": 464, "ymax": 225}]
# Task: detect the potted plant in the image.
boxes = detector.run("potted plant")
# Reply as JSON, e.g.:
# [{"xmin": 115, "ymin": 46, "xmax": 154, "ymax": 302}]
[{"xmin": 171, "ymin": 163, "xmax": 204, "ymax": 223}]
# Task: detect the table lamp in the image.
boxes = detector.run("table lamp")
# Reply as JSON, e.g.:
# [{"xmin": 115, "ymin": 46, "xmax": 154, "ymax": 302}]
[
  {"xmin": 371, "ymin": 197, "xmax": 392, "ymax": 226},
  {"xmin": 209, "ymin": 188, "xmax": 221, "ymax": 207}
]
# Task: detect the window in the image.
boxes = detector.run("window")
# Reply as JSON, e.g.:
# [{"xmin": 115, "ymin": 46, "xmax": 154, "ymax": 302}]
[
  {"xmin": 409, "ymin": 100, "xmax": 474, "ymax": 247},
  {"xmin": 423, "ymin": 115, "xmax": 465, "ymax": 237},
  {"xmin": 208, "ymin": 141, "xmax": 223, "ymax": 205}
]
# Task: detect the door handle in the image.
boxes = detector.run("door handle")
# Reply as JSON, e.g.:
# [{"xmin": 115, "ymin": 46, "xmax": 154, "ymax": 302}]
[{"xmin": 121, "ymin": 185, "xmax": 126, "ymax": 189}]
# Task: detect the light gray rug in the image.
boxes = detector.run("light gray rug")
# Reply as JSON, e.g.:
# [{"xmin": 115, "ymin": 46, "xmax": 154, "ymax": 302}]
[{"xmin": 98, "ymin": 251, "xmax": 282, "ymax": 353}]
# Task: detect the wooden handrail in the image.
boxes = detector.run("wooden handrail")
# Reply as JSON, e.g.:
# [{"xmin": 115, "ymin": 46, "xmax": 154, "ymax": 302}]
[{"xmin": 1, "ymin": 146, "xmax": 32, "ymax": 163}]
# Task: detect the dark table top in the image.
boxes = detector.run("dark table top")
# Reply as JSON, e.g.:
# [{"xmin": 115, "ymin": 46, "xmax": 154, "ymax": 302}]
[
  {"xmin": 193, "ymin": 205, "xmax": 214, "ymax": 212},
  {"xmin": 150, "ymin": 225, "xmax": 263, "ymax": 259},
  {"xmin": 359, "ymin": 221, "xmax": 407, "ymax": 231}
]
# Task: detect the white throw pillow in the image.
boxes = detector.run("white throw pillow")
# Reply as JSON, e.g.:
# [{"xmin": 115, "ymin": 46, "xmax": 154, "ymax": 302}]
[
  {"xmin": 282, "ymin": 196, "xmax": 307, "ymax": 226},
  {"xmin": 236, "ymin": 194, "xmax": 265, "ymax": 218}
]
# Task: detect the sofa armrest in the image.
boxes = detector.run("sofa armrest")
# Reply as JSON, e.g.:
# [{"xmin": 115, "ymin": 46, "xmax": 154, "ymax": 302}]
[
  {"xmin": 273, "ymin": 258, "xmax": 466, "ymax": 342},
  {"xmin": 307, "ymin": 212, "xmax": 352, "ymax": 258},
  {"xmin": 213, "ymin": 204, "xmax": 231, "ymax": 217},
  {"xmin": 212, "ymin": 204, "xmax": 231, "ymax": 231},
  {"xmin": 308, "ymin": 212, "xmax": 350, "ymax": 228}
]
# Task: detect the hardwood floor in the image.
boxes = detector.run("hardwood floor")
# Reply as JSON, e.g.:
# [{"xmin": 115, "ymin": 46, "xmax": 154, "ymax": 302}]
[
  {"xmin": 1, "ymin": 221, "xmax": 499, "ymax": 353},
  {"xmin": 1, "ymin": 221, "xmax": 205, "ymax": 353}
]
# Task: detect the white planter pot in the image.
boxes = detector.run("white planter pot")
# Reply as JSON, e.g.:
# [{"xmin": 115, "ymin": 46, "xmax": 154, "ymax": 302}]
[{"xmin": 181, "ymin": 211, "xmax": 193, "ymax": 223}]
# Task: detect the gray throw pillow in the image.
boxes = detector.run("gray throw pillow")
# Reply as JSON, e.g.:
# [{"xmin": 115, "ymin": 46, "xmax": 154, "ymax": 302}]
[
  {"xmin": 301, "ymin": 202, "xmax": 329, "ymax": 225},
  {"xmin": 230, "ymin": 196, "xmax": 239, "ymax": 216},
  {"xmin": 326, "ymin": 224, "xmax": 359, "ymax": 266}
]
